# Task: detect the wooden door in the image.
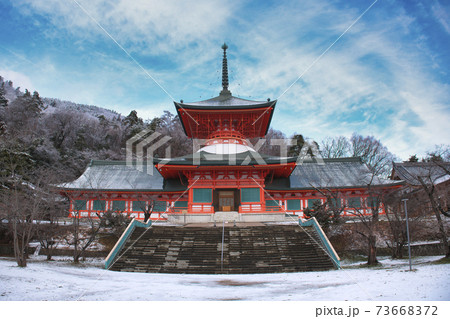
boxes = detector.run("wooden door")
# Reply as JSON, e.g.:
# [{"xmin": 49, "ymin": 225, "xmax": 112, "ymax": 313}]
[{"xmin": 218, "ymin": 191, "xmax": 234, "ymax": 211}]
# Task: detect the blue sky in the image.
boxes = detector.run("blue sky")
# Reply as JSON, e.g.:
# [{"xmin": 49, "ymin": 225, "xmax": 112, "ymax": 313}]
[{"xmin": 0, "ymin": 0, "xmax": 449, "ymax": 160}]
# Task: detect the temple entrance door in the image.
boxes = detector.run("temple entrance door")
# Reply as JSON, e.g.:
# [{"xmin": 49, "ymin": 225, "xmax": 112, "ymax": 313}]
[
  {"xmin": 219, "ymin": 191, "xmax": 234, "ymax": 211},
  {"xmin": 214, "ymin": 189, "xmax": 239, "ymax": 212}
]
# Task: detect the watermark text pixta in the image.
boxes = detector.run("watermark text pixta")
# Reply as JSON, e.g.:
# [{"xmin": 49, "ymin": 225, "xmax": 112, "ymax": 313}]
[
  {"xmin": 125, "ymin": 129, "xmax": 324, "ymax": 175},
  {"xmin": 316, "ymin": 306, "xmax": 359, "ymax": 318}
]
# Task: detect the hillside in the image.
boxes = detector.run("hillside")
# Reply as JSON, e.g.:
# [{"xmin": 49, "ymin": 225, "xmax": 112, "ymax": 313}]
[
  {"xmin": 42, "ymin": 98, "xmax": 120, "ymax": 121},
  {"xmin": 0, "ymin": 75, "xmax": 120, "ymax": 121}
]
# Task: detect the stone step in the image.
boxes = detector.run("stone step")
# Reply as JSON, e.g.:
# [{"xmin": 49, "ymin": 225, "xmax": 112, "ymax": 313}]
[{"xmin": 109, "ymin": 225, "xmax": 335, "ymax": 274}]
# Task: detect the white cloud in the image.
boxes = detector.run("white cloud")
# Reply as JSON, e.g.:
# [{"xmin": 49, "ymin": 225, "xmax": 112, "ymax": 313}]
[
  {"xmin": 13, "ymin": 0, "xmax": 237, "ymax": 56},
  {"xmin": 0, "ymin": 69, "xmax": 34, "ymax": 91}
]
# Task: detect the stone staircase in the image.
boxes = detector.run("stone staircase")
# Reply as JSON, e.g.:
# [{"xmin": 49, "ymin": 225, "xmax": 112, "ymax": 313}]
[{"xmin": 108, "ymin": 224, "xmax": 336, "ymax": 274}]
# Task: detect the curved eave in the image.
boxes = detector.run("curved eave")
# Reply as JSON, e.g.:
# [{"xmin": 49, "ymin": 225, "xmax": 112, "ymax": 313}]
[
  {"xmin": 58, "ymin": 187, "xmax": 165, "ymax": 192},
  {"xmin": 174, "ymin": 100, "xmax": 276, "ymax": 110},
  {"xmin": 174, "ymin": 100, "xmax": 276, "ymax": 138},
  {"xmin": 153, "ymin": 157, "xmax": 299, "ymax": 166},
  {"xmin": 266, "ymin": 181, "xmax": 405, "ymax": 192},
  {"xmin": 153, "ymin": 156, "xmax": 368, "ymax": 167}
]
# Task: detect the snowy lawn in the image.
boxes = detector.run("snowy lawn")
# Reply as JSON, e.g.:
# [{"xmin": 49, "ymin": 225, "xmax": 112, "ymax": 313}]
[{"xmin": 0, "ymin": 255, "xmax": 449, "ymax": 301}]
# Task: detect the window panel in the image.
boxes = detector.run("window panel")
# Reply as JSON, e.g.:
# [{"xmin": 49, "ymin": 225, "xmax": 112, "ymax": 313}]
[
  {"xmin": 174, "ymin": 201, "xmax": 188, "ymax": 208},
  {"xmin": 93, "ymin": 200, "xmax": 106, "ymax": 211},
  {"xmin": 153, "ymin": 201, "xmax": 167, "ymax": 212},
  {"xmin": 265, "ymin": 200, "xmax": 279, "ymax": 207},
  {"xmin": 367, "ymin": 197, "xmax": 379, "ymax": 208},
  {"xmin": 328, "ymin": 198, "xmax": 341, "ymax": 208},
  {"xmin": 73, "ymin": 200, "xmax": 86, "ymax": 211},
  {"xmin": 112, "ymin": 200, "xmax": 126, "ymax": 211},
  {"xmin": 132, "ymin": 201, "xmax": 146, "ymax": 212},
  {"xmin": 348, "ymin": 197, "xmax": 361, "ymax": 208},
  {"xmin": 193, "ymin": 188, "xmax": 212, "ymax": 203},
  {"xmin": 241, "ymin": 188, "xmax": 260, "ymax": 203},
  {"xmin": 287, "ymin": 199, "xmax": 301, "ymax": 210},
  {"xmin": 307, "ymin": 199, "xmax": 321, "ymax": 209}
]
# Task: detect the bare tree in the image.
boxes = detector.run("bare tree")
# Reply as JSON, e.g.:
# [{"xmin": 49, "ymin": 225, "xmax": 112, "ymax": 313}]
[
  {"xmin": 0, "ymin": 159, "xmax": 60, "ymax": 267},
  {"xmin": 133, "ymin": 199, "xmax": 156, "ymax": 223},
  {"xmin": 64, "ymin": 206, "xmax": 102, "ymax": 263},
  {"xmin": 346, "ymin": 183, "xmax": 385, "ymax": 265},
  {"xmin": 34, "ymin": 192, "xmax": 67, "ymax": 260},
  {"xmin": 0, "ymin": 183, "xmax": 38, "ymax": 267},
  {"xmin": 350, "ymin": 133, "xmax": 397, "ymax": 177},
  {"xmin": 60, "ymin": 189, "xmax": 106, "ymax": 263},
  {"xmin": 319, "ymin": 133, "xmax": 397, "ymax": 177},
  {"xmin": 416, "ymin": 173, "xmax": 449, "ymax": 258},
  {"xmin": 321, "ymin": 136, "xmax": 351, "ymax": 159},
  {"xmin": 425, "ymin": 144, "xmax": 450, "ymax": 162},
  {"xmin": 383, "ymin": 189, "xmax": 424, "ymax": 259},
  {"xmin": 155, "ymin": 111, "xmax": 192, "ymax": 158}
]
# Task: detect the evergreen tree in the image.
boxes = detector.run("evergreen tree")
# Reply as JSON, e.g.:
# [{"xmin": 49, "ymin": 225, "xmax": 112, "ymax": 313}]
[
  {"xmin": 288, "ymin": 134, "xmax": 318, "ymax": 157},
  {"xmin": 0, "ymin": 84, "xmax": 8, "ymax": 108},
  {"xmin": 123, "ymin": 110, "xmax": 143, "ymax": 127},
  {"xmin": 288, "ymin": 134, "xmax": 305, "ymax": 156}
]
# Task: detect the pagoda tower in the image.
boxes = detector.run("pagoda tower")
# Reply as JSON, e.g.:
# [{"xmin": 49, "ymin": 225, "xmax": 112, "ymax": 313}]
[
  {"xmin": 154, "ymin": 43, "xmax": 297, "ymax": 221},
  {"xmin": 174, "ymin": 43, "xmax": 276, "ymax": 154}
]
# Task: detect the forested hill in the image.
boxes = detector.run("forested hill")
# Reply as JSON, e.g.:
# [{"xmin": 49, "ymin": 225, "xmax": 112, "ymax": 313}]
[
  {"xmin": 0, "ymin": 76, "xmax": 120, "ymax": 121},
  {"xmin": 0, "ymin": 75, "xmax": 193, "ymax": 183}
]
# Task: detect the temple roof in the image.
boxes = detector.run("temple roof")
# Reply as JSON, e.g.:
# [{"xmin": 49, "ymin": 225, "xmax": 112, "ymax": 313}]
[
  {"xmin": 57, "ymin": 160, "xmax": 183, "ymax": 192},
  {"xmin": 175, "ymin": 95, "xmax": 276, "ymax": 110},
  {"xmin": 266, "ymin": 158, "xmax": 404, "ymax": 190},
  {"xmin": 175, "ymin": 97, "xmax": 276, "ymax": 139},
  {"xmin": 392, "ymin": 161, "xmax": 450, "ymax": 186}
]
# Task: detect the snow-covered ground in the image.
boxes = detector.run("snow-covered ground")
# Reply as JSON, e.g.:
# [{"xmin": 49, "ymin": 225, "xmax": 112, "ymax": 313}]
[{"xmin": 0, "ymin": 255, "xmax": 449, "ymax": 301}]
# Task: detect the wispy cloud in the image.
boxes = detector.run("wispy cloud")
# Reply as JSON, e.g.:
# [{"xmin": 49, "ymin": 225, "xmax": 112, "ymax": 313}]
[
  {"xmin": 432, "ymin": 0, "xmax": 450, "ymax": 34},
  {"xmin": 1, "ymin": 0, "xmax": 449, "ymax": 159}
]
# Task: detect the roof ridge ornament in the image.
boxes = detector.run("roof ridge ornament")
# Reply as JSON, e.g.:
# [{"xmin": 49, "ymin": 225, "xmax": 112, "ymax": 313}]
[{"xmin": 220, "ymin": 43, "xmax": 231, "ymax": 97}]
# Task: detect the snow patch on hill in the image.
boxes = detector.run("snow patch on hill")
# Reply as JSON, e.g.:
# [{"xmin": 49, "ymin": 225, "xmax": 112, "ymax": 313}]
[
  {"xmin": 1, "ymin": 75, "xmax": 121, "ymax": 120},
  {"xmin": 42, "ymin": 98, "xmax": 120, "ymax": 121}
]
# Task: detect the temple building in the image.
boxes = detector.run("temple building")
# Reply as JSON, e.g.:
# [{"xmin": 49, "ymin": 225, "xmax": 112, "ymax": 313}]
[{"xmin": 59, "ymin": 44, "xmax": 402, "ymax": 223}]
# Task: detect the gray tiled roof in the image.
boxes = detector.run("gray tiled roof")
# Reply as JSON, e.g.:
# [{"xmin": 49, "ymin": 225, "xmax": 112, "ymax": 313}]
[
  {"xmin": 267, "ymin": 158, "xmax": 402, "ymax": 190},
  {"xmin": 392, "ymin": 162, "xmax": 450, "ymax": 186},
  {"xmin": 58, "ymin": 160, "xmax": 165, "ymax": 191}
]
